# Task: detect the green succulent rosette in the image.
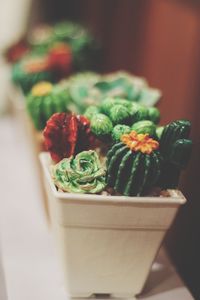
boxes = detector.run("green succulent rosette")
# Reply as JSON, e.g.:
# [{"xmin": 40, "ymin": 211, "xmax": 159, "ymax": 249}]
[
  {"xmin": 67, "ymin": 72, "xmax": 101, "ymax": 112},
  {"xmin": 65, "ymin": 71, "xmax": 161, "ymax": 114},
  {"xmin": 26, "ymin": 81, "xmax": 71, "ymax": 130},
  {"xmin": 12, "ymin": 54, "xmax": 54, "ymax": 94},
  {"xmin": 51, "ymin": 150, "xmax": 106, "ymax": 193},
  {"xmin": 93, "ymin": 71, "xmax": 162, "ymax": 106}
]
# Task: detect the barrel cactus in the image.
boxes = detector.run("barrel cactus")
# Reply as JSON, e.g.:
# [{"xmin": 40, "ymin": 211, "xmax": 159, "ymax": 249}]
[
  {"xmin": 84, "ymin": 106, "xmax": 100, "ymax": 121},
  {"xmin": 131, "ymin": 120, "xmax": 157, "ymax": 137},
  {"xmin": 99, "ymin": 97, "xmax": 160, "ymax": 126},
  {"xmin": 159, "ymin": 119, "xmax": 192, "ymax": 188},
  {"xmin": 112, "ymin": 124, "xmax": 131, "ymax": 142},
  {"xmin": 12, "ymin": 54, "xmax": 54, "ymax": 94},
  {"xmin": 101, "ymin": 98, "xmax": 132, "ymax": 115},
  {"xmin": 90, "ymin": 113, "xmax": 113, "ymax": 140},
  {"xmin": 147, "ymin": 107, "xmax": 160, "ymax": 124},
  {"xmin": 26, "ymin": 81, "xmax": 71, "ymax": 130},
  {"xmin": 106, "ymin": 131, "xmax": 161, "ymax": 196}
]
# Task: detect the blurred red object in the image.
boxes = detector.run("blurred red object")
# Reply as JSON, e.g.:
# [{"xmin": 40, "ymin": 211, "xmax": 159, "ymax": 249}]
[
  {"xmin": 48, "ymin": 43, "xmax": 72, "ymax": 77},
  {"xmin": 5, "ymin": 40, "xmax": 30, "ymax": 63},
  {"xmin": 43, "ymin": 112, "xmax": 95, "ymax": 162}
]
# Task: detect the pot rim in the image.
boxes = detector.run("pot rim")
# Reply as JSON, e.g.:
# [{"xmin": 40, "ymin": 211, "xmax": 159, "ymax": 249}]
[{"xmin": 39, "ymin": 152, "xmax": 186, "ymax": 206}]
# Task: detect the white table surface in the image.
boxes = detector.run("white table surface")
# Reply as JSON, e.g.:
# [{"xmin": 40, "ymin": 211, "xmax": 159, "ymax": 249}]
[{"xmin": 0, "ymin": 115, "xmax": 194, "ymax": 300}]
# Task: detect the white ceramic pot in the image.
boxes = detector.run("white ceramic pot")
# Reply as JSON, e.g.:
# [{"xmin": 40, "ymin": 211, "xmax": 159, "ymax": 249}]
[{"xmin": 40, "ymin": 152, "xmax": 186, "ymax": 298}]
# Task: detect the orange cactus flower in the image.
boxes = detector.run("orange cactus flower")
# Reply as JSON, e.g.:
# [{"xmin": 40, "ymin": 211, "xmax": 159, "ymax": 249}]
[
  {"xmin": 121, "ymin": 131, "xmax": 159, "ymax": 154},
  {"xmin": 24, "ymin": 57, "xmax": 49, "ymax": 73},
  {"xmin": 31, "ymin": 81, "xmax": 53, "ymax": 97}
]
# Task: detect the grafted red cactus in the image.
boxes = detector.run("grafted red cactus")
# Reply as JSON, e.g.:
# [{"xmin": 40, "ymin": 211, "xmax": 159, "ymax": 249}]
[
  {"xmin": 43, "ymin": 112, "xmax": 95, "ymax": 162},
  {"xmin": 48, "ymin": 43, "xmax": 72, "ymax": 76}
]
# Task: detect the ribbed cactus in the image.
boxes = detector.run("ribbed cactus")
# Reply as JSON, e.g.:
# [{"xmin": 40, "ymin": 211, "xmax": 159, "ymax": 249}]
[
  {"xmin": 43, "ymin": 112, "xmax": 95, "ymax": 162},
  {"xmin": 112, "ymin": 124, "xmax": 131, "ymax": 142},
  {"xmin": 101, "ymin": 98, "xmax": 160, "ymax": 126},
  {"xmin": 106, "ymin": 131, "xmax": 161, "ymax": 196},
  {"xmin": 159, "ymin": 120, "xmax": 192, "ymax": 188},
  {"xmin": 90, "ymin": 113, "xmax": 113, "ymax": 140},
  {"xmin": 131, "ymin": 120, "xmax": 156, "ymax": 137},
  {"xmin": 12, "ymin": 55, "xmax": 54, "ymax": 94},
  {"xmin": 26, "ymin": 81, "xmax": 70, "ymax": 130}
]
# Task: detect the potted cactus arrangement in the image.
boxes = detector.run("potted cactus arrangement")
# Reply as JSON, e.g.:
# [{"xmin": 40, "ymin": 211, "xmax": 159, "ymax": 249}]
[
  {"xmin": 19, "ymin": 71, "xmax": 161, "ymax": 219},
  {"xmin": 6, "ymin": 21, "xmax": 100, "ymax": 128},
  {"xmin": 39, "ymin": 93, "xmax": 192, "ymax": 297},
  {"xmin": 7, "ymin": 21, "xmax": 100, "ymax": 94}
]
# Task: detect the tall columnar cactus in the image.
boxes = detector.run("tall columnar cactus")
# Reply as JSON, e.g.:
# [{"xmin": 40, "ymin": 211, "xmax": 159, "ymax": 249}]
[
  {"xmin": 106, "ymin": 131, "xmax": 161, "ymax": 196},
  {"xmin": 159, "ymin": 120, "xmax": 192, "ymax": 188},
  {"xmin": 26, "ymin": 81, "xmax": 71, "ymax": 130}
]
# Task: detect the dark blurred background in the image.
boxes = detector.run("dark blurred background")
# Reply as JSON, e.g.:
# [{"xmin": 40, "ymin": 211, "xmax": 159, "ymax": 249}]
[{"xmin": 3, "ymin": 0, "xmax": 200, "ymax": 298}]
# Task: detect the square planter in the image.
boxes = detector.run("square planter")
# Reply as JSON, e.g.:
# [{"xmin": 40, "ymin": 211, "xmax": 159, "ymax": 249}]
[{"xmin": 39, "ymin": 152, "xmax": 186, "ymax": 298}]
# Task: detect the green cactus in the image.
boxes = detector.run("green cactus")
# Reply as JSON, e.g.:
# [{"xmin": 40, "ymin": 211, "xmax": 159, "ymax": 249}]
[
  {"xmin": 131, "ymin": 104, "xmax": 149, "ymax": 123},
  {"xmin": 66, "ymin": 72, "xmax": 161, "ymax": 114},
  {"xmin": 156, "ymin": 126, "xmax": 164, "ymax": 139},
  {"xmin": 159, "ymin": 119, "xmax": 192, "ymax": 188},
  {"xmin": 84, "ymin": 106, "xmax": 100, "ymax": 121},
  {"xmin": 131, "ymin": 120, "xmax": 156, "ymax": 136},
  {"xmin": 26, "ymin": 81, "xmax": 70, "ymax": 130},
  {"xmin": 106, "ymin": 131, "xmax": 161, "ymax": 196},
  {"xmin": 109, "ymin": 104, "xmax": 132, "ymax": 125},
  {"xmin": 90, "ymin": 113, "xmax": 113, "ymax": 139},
  {"xmin": 106, "ymin": 142, "xmax": 161, "ymax": 196},
  {"xmin": 112, "ymin": 124, "xmax": 131, "ymax": 142},
  {"xmin": 12, "ymin": 55, "xmax": 54, "ymax": 94},
  {"xmin": 147, "ymin": 107, "xmax": 160, "ymax": 124},
  {"xmin": 101, "ymin": 98, "xmax": 132, "ymax": 115},
  {"xmin": 100, "ymin": 98, "xmax": 160, "ymax": 126}
]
